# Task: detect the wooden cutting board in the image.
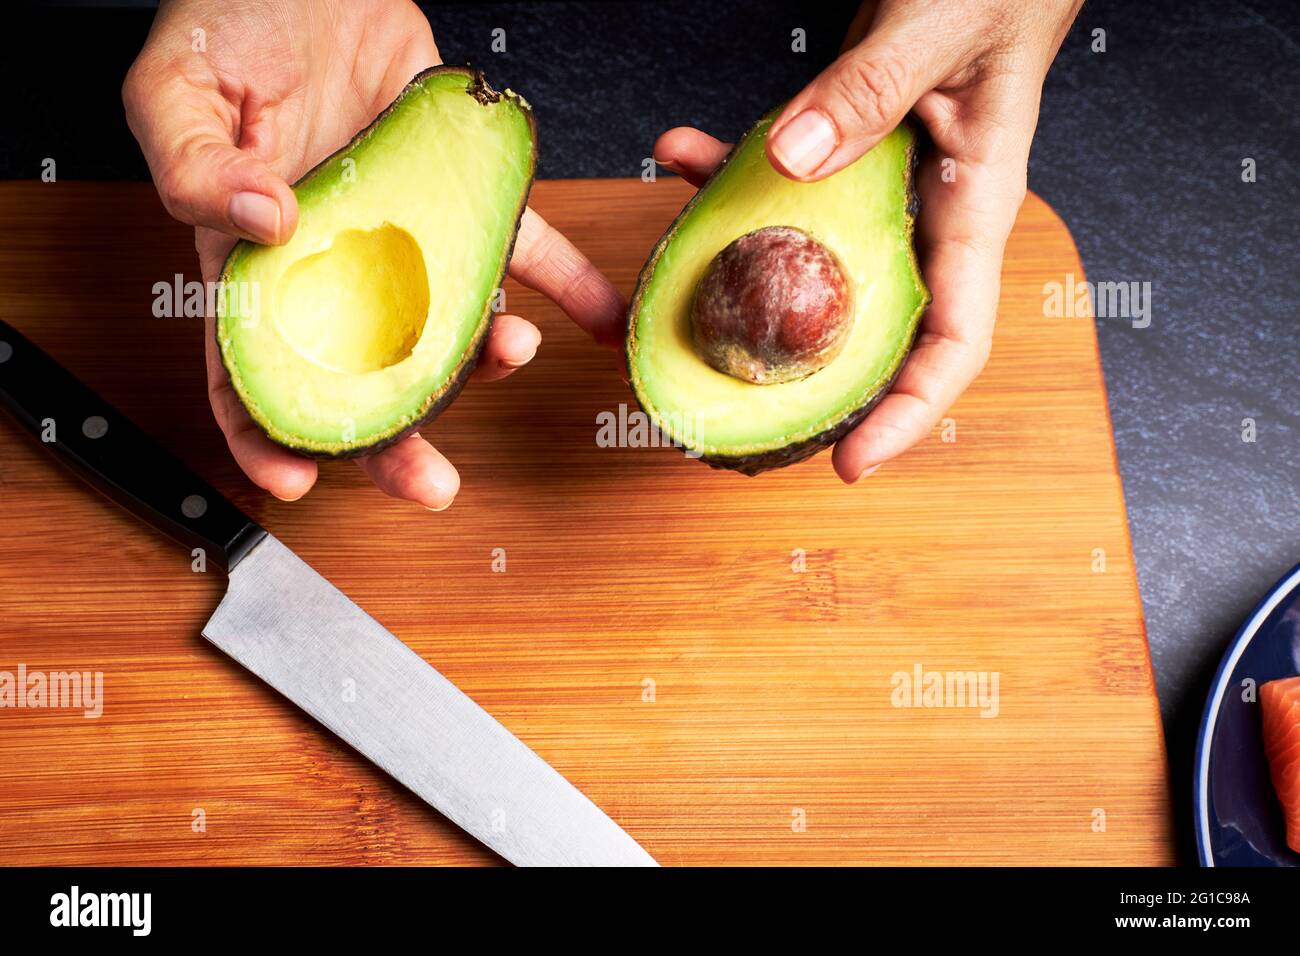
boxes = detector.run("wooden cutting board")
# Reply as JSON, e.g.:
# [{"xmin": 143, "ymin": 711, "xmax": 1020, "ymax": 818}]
[{"xmin": 0, "ymin": 179, "xmax": 1172, "ymax": 865}]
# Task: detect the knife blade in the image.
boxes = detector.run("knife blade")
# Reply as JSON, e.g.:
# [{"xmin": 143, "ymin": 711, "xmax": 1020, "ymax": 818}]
[
  {"xmin": 204, "ymin": 533, "xmax": 656, "ymax": 865},
  {"xmin": 0, "ymin": 318, "xmax": 656, "ymax": 867}
]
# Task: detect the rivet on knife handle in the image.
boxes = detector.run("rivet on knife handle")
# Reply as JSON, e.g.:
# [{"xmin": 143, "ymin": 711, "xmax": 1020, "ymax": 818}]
[{"xmin": 0, "ymin": 318, "xmax": 265, "ymax": 571}]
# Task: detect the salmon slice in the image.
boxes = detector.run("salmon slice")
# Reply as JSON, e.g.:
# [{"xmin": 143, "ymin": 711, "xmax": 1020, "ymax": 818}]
[{"xmin": 1261, "ymin": 675, "xmax": 1300, "ymax": 852}]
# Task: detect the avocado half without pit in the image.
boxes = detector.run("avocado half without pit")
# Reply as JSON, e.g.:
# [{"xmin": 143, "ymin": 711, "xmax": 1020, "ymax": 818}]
[
  {"xmin": 217, "ymin": 66, "xmax": 535, "ymax": 457},
  {"xmin": 626, "ymin": 110, "xmax": 930, "ymax": 475}
]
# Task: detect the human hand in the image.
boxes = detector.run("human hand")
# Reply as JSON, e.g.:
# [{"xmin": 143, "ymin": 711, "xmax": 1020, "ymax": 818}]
[
  {"xmin": 654, "ymin": 0, "xmax": 1082, "ymax": 483},
  {"xmin": 123, "ymin": 0, "xmax": 624, "ymax": 508}
]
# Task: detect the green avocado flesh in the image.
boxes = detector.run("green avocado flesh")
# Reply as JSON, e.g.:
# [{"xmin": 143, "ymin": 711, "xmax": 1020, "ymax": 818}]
[
  {"xmin": 218, "ymin": 67, "xmax": 535, "ymax": 457},
  {"xmin": 627, "ymin": 112, "xmax": 929, "ymax": 474}
]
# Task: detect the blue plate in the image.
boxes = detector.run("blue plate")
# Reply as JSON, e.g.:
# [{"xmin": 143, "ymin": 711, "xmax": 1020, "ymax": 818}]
[{"xmin": 1195, "ymin": 562, "xmax": 1300, "ymax": 866}]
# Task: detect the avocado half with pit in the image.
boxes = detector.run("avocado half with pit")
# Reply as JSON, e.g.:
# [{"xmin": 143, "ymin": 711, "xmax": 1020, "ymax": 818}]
[
  {"xmin": 217, "ymin": 66, "xmax": 535, "ymax": 457},
  {"xmin": 626, "ymin": 110, "xmax": 929, "ymax": 475}
]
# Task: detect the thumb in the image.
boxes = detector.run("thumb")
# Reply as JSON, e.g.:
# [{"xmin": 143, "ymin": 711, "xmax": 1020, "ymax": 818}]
[
  {"xmin": 123, "ymin": 70, "xmax": 297, "ymax": 245},
  {"xmin": 766, "ymin": 20, "xmax": 952, "ymax": 182}
]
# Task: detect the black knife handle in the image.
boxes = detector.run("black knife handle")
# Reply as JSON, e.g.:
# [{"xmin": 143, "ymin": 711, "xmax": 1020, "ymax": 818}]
[{"xmin": 0, "ymin": 318, "xmax": 265, "ymax": 573}]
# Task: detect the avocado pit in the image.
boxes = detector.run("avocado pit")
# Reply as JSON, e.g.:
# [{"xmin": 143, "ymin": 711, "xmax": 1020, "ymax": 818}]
[{"xmin": 690, "ymin": 225, "xmax": 853, "ymax": 385}]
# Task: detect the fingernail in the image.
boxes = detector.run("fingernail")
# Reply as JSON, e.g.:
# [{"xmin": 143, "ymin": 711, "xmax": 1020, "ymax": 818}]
[
  {"xmin": 500, "ymin": 332, "xmax": 541, "ymax": 370},
  {"xmin": 768, "ymin": 110, "xmax": 837, "ymax": 178},
  {"xmin": 424, "ymin": 497, "xmax": 455, "ymax": 513},
  {"xmin": 229, "ymin": 191, "xmax": 281, "ymax": 244},
  {"xmin": 855, "ymin": 464, "xmax": 880, "ymax": 482},
  {"xmin": 272, "ymin": 490, "xmax": 305, "ymax": 502}
]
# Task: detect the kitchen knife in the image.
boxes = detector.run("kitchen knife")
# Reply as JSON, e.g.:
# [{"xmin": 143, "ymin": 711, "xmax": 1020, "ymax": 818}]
[{"xmin": 0, "ymin": 318, "xmax": 656, "ymax": 867}]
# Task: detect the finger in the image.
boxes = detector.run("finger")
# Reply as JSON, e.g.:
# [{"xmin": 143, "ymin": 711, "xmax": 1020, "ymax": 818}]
[
  {"xmin": 123, "ymin": 65, "xmax": 297, "ymax": 243},
  {"xmin": 194, "ymin": 227, "xmax": 320, "ymax": 500},
  {"xmin": 652, "ymin": 127, "xmax": 732, "ymax": 187},
  {"xmin": 765, "ymin": 10, "xmax": 958, "ymax": 182},
  {"xmin": 508, "ymin": 207, "xmax": 626, "ymax": 349},
  {"xmin": 203, "ymin": 312, "xmax": 318, "ymax": 501},
  {"xmin": 830, "ymin": 331, "xmax": 990, "ymax": 483},
  {"xmin": 355, "ymin": 433, "xmax": 461, "ymax": 511},
  {"xmin": 194, "ymin": 227, "xmax": 236, "ymax": 286},
  {"xmin": 831, "ymin": 152, "xmax": 1021, "ymax": 483},
  {"xmin": 471, "ymin": 313, "xmax": 541, "ymax": 383}
]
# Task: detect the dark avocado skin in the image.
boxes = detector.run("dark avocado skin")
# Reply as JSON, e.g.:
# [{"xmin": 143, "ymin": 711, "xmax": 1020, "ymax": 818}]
[
  {"xmin": 217, "ymin": 65, "xmax": 537, "ymax": 460},
  {"xmin": 626, "ymin": 116, "xmax": 927, "ymax": 476},
  {"xmin": 701, "ymin": 359, "xmax": 910, "ymax": 476},
  {"xmin": 338, "ymin": 323, "xmax": 493, "ymax": 459}
]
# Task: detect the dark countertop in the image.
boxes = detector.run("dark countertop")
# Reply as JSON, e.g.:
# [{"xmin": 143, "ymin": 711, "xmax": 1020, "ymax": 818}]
[{"xmin": 2, "ymin": 0, "xmax": 1297, "ymax": 861}]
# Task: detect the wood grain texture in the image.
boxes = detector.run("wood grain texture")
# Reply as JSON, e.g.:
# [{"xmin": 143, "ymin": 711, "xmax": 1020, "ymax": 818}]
[{"xmin": 0, "ymin": 179, "xmax": 1173, "ymax": 865}]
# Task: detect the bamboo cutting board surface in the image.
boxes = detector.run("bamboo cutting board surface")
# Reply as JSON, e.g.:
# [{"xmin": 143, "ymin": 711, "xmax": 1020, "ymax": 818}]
[{"xmin": 0, "ymin": 180, "xmax": 1172, "ymax": 865}]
